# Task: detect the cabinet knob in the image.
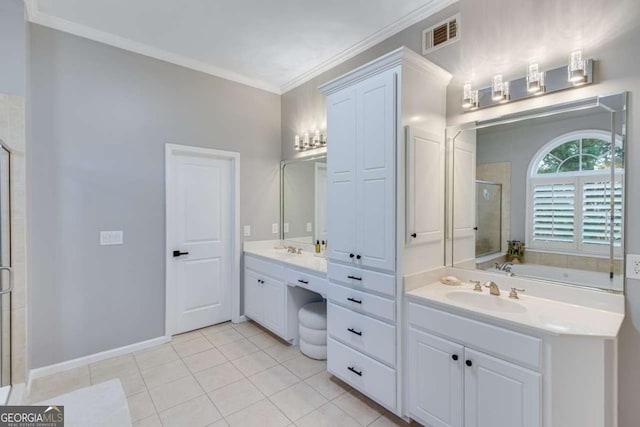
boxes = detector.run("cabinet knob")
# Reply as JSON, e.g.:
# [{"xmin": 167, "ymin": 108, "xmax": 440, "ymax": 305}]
[
  {"xmin": 349, "ymin": 253, "xmax": 355, "ymax": 258},
  {"xmin": 465, "ymin": 360, "xmax": 473, "ymax": 367},
  {"xmin": 451, "ymin": 354, "xmax": 459, "ymax": 361},
  {"xmin": 356, "ymin": 254, "xmax": 361, "ymax": 260},
  {"xmin": 411, "ymin": 233, "xmax": 417, "ymax": 238}
]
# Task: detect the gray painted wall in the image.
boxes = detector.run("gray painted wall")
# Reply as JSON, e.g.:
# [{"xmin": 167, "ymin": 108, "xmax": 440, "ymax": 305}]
[
  {"xmin": 29, "ymin": 25, "xmax": 281, "ymax": 368},
  {"xmin": 280, "ymin": 1, "xmax": 640, "ymax": 424},
  {"xmin": 476, "ymin": 110, "xmax": 612, "ymax": 240},
  {"xmin": 0, "ymin": 0, "xmax": 26, "ymax": 96}
]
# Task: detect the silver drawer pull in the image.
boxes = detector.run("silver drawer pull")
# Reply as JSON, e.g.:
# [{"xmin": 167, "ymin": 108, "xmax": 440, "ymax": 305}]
[{"xmin": 347, "ymin": 366, "xmax": 362, "ymax": 376}]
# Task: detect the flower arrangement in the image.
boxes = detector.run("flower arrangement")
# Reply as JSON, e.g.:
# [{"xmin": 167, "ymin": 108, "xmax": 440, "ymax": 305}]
[{"xmin": 507, "ymin": 240, "xmax": 525, "ymax": 262}]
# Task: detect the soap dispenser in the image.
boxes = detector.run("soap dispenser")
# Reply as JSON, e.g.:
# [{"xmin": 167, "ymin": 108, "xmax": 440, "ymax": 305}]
[{"xmin": 315, "ymin": 240, "xmax": 321, "ymax": 254}]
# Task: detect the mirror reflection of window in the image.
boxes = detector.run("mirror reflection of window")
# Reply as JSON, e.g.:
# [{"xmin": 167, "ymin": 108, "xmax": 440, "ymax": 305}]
[{"xmin": 528, "ymin": 131, "xmax": 624, "ymax": 256}]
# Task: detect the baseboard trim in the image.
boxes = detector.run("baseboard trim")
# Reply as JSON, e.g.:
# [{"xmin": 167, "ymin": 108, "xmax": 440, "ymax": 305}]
[
  {"xmin": 27, "ymin": 336, "xmax": 170, "ymax": 389},
  {"xmin": 233, "ymin": 315, "xmax": 248, "ymax": 324}
]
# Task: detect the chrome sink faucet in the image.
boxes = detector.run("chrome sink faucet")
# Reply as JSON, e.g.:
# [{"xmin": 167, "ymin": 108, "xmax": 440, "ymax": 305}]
[
  {"xmin": 286, "ymin": 246, "xmax": 297, "ymax": 253},
  {"xmin": 484, "ymin": 281, "xmax": 501, "ymax": 296}
]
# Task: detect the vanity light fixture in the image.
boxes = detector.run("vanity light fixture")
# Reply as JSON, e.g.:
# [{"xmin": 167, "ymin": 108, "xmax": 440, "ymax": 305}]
[
  {"xmin": 462, "ymin": 81, "xmax": 478, "ymax": 109},
  {"xmin": 526, "ymin": 63, "xmax": 546, "ymax": 94},
  {"xmin": 492, "ymin": 74, "xmax": 509, "ymax": 102},
  {"xmin": 568, "ymin": 49, "xmax": 587, "ymax": 84},
  {"xmin": 294, "ymin": 130, "xmax": 327, "ymax": 151}
]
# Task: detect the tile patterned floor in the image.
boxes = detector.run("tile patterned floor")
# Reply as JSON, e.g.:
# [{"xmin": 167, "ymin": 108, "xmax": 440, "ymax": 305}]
[{"xmin": 27, "ymin": 321, "xmax": 415, "ymax": 426}]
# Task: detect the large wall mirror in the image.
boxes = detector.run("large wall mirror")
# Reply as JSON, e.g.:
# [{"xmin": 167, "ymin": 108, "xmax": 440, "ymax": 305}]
[
  {"xmin": 281, "ymin": 154, "xmax": 327, "ymax": 244},
  {"xmin": 446, "ymin": 93, "xmax": 627, "ymax": 293}
]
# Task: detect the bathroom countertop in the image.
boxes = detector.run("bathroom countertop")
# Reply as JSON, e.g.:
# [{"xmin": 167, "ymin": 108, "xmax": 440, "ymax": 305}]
[
  {"xmin": 243, "ymin": 241, "xmax": 327, "ymax": 274},
  {"xmin": 406, "ymin": 281, "xmax": 625, "ymax": 339}
]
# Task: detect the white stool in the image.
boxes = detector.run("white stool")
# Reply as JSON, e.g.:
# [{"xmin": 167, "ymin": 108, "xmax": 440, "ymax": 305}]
[{"xmin": 298, "ymin": 301, "xmax": 327, "ymax": 360}]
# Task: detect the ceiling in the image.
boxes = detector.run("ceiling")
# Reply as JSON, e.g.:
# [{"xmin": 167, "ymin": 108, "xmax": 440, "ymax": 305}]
[{"xmin": 26, "ymin": 0, "xmax": 455, "ymax": 94}]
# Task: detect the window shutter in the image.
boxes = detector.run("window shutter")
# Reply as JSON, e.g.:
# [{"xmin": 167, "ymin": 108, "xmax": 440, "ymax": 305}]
[
  {"xmin": 582, "ymin": 180, "xmax": 623, "ymax": 247},
  {"xmin": 532, "ymin": 183, "xmax": 575, "ymax": 243}
]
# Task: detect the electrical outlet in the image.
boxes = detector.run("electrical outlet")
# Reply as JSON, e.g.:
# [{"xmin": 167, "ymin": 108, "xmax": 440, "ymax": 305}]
[
  {"xmin": 243, "ymin": 225, "xmax": 251, "ymax": 237},
  {"xmin": 284, "ymin": 223, "xmax": 289, "ymax": 233},
  {"xmin": 627, "ymin": 254, "xmax": 640, "ymax": 279},
  {"xmin": 272, "ymin": 223, "xmax": 279, "ymax": 234},
  {"xmin": 306, "ymin": 222, "xmax": 313, "ymax": 232},
  {"xmin": 100, "ymin": 230, "xmax": 123, "ymax": 246}
]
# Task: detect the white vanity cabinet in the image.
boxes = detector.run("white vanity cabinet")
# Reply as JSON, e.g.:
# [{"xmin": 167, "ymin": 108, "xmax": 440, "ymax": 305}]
[
  {"xmin": 243, "ymin": 252, "xmax": 325, "ymax": 342},
  {"xmin": 320, "ymin": 47, "xmax": 452, "ymax": 415},
  {"xmin": 407, "ymin": 302, "xmax": 542, "ymax": 427}
]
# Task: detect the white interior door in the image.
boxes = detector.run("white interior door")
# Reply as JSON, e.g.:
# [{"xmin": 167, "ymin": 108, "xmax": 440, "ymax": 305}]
[{"xmin": 167, "ymin": 147, "xmax": 233, "ymax": 335}]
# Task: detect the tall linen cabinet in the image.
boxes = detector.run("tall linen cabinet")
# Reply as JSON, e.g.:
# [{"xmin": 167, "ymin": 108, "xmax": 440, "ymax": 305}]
[{"xmin": 319, "ymin": 47, "xmax": 451, "ymax": 415}]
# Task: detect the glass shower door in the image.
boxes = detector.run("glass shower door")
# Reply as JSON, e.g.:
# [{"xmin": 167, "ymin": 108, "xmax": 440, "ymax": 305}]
[{"xmin": 475, "ymin": 180, "xmax": 502, "ymax": 257}]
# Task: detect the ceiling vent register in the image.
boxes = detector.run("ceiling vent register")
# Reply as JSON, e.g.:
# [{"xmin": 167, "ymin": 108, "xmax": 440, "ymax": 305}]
[{"xmin": 422, "ymin": 14, "xmax": 460, "ymax": 54}]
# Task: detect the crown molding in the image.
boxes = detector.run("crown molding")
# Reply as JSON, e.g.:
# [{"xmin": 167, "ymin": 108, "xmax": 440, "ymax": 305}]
[
  {"xmin": 24, "ymin": 0, "xmax": 458, "ymax": 96},
  {"xmin": 280, "ymin": 0, "xmax": 458, "ymax": 94},
  {"xmin": 24, "ymin": 1, "xmax": 281, "ymax": 94}
]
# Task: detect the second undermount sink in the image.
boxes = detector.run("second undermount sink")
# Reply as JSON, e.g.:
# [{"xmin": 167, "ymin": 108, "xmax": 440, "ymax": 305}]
[{"xmin": 445, "ymin": 291, "xmax": 527, "ymax": 314}]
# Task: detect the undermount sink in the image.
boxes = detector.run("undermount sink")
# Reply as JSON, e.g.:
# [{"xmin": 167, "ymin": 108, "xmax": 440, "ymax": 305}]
[{"xmin": 445, "ymin": 291, "xmax": 527, "ymax": 314}]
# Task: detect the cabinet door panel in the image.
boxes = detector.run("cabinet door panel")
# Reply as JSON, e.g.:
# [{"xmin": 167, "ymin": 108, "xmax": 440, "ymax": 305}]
[
  {"xmin": 327, "ymin": 88, "xmax": 358, "ymax": 263},
  {"xmin": 406, "ymin": 126, "xmax": 444, "ymax": 245},
  {"xmin": 244, "ymin": 269, "xmax": 262, "ymax": 322},
  {"xmin": 356, "ymin": 69, "xmax": 396, "ymax": 272},
  {"xmin": 408, "ymin": 327, "xmax": 464, "ymax": 427},
  {"xmin": 262, "ymin": 277, "xmax": 285, "ymax": 336},
  {"xmin": 464, "ymin": 348, "xmax": 541, "ymax": 427}
]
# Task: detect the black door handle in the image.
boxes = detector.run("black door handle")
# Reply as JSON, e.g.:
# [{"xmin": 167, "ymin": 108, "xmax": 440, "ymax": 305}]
[
  {"xmin": 173, "ymin": 250, "xmax": 189, "ymax": 257},
  {"xmin": 347, "ymin": 275, "xmax": 362, "ymax": 281},
  {"xmin": 473, "ymin": 227, "xmax": 478, "ymax": 231},
  {"xmin": 411, "ymin": 233, "xmax": 417, "ymax": 238},
  {"xmin": 347, "ymin": 366, "xmax": 362, "ymax": 376},
  {"xmin": 347, "ymin": 328, "xmax": 362, "ymax": 336},
  {"xmin": 347, "ymin": 297, "xmax": 362, "ymax": 304}
]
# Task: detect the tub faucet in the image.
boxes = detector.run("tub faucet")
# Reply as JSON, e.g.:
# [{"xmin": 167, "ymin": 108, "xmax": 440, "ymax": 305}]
[
  {"xmin": 495, "ymin": 262, "xmax": 513, "ymax": 272},
  {"xmin": 484, "ymin": 281, "xmax": 501, "ymax": 296}
]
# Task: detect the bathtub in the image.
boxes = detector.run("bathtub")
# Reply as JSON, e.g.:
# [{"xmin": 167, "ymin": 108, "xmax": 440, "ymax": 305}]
[{"xmin": 487, "ymin": 263, "xmax": 623, "ymax": 292}]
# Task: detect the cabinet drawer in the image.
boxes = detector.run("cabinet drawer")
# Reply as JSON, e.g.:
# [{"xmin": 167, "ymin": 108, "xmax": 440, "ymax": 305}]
[
  {"xmin": 327, "ymin": 283, "xmax": 395, "ymax": 322},
  {"xmin": 328, "ymin": 303, "xmax": 395, "ymax": 366},
  {"xmin": 328, "ymin": 263, "xmax": 395, "ymax": 297},
  {"xmin": 328, "ymin": 337, "xmax": 396, "ymax": 411},
  {"xmin": 286, "ymin": 268, "xmax": 327, "ymax": 296},
  {"xmin": 407, "ymin": 302, "xmax": 542, "ymax": 370},
  {"xmin": 245, "ymin": 254, "xmax": 286, "ymax": 279}
]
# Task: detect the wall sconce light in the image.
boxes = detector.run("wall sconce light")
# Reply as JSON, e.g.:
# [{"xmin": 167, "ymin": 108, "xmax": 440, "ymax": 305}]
[
  {"xmin": 568, "ymin": 49, "xmax": 587, "ymax": 84},
  {"xmin": 492, "ymin": 74, "xmax": 509, "ymax": 102},
  {"xmin": 294, "ymin": 130, "xmax": 327, "ymax": 151},
  {"xmin": 462, "ymin": 81, "xmax": 478, "ymax": 109},
  {"xmin": 526, "ymin": 63, "xmax": 546, "ymax": 94}
]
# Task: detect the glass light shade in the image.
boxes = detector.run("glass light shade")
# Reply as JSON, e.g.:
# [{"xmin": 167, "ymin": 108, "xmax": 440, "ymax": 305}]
[
  {"xmin": 462, "ymin": 81, "xmax": 477, "ymax": 109},
  {"xmin": 568, "ymin": 49, "xmax": 586, "ymax": 83},
  {"xmin": 526, "ymin": 63, "xmax": 542, "ymax": 93},
  {"xmin": 500, "ymin": 81, "xmax": 510, "ymax": 103},
  {"xmin": 303, "ymin": 133, "xmax": 310, "ymax": 149},
  {"xmin": 492, "ymin": 74, "xmax": 505, "ymax": 101},
  {"xmin": 294, "ymin": 134, "xmax": 301, "ymax": 150},
  {"xmin": 313, "ymin": 129, "xmax": 321, "ymax": 147}
]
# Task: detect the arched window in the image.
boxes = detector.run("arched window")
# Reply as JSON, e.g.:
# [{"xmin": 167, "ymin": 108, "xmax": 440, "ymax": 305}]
[{"xmin": 526, "ymin": 130, "xmax": 624, "ymax": 255}]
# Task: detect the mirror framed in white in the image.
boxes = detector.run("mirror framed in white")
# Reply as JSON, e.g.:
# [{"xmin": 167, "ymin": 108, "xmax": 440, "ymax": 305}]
[
  {"xmin": 445, "ymin": 92, "xmax": 628, "ymax": 294},
  {"xmin": 280, "ymin": 153, "xmax": 327, "ymax": 246}
]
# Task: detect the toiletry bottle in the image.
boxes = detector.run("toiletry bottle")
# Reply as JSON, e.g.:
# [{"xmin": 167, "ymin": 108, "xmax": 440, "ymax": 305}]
[
  {"xmin": 321, "ymin": 240, "xmax": 326, "ymax": 257},
  {"xmin": 315, "ymin": 240, "xmax": 321, "ymax": 254}
]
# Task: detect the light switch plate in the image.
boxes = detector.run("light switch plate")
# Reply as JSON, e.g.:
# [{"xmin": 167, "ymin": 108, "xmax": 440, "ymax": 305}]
[
  {"xmin": 284, "ymin": 223, "xmax": 289, "ymax": 233},
  {"xmin": 272, "ymin": 223, "xmax": 279, "ymax": 234},
  {"xmin": 100, "ymin": 230, "xmax": 123, "ymax": 246},
  {"xmin": 243, "ymin": 225, "xmax": 251, "ymax": 237},
  {"xmin": 627, "ymin": 254, "xmax": 640, "ymax": 279},
  {"xmin": 306, "ymin": 222, "xmax": 313, "ymax": 232}
]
